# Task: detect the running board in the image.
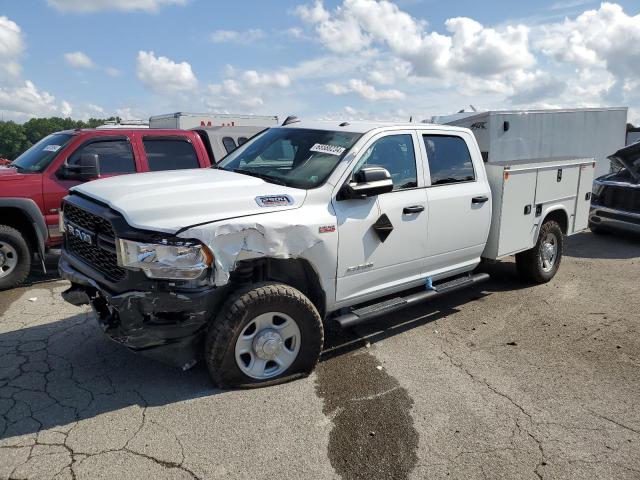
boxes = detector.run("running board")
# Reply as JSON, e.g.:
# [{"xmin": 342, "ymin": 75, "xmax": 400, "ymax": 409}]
[{"xmin": 334, "ymin": 273, "xmax": 490, "ymax": 329}]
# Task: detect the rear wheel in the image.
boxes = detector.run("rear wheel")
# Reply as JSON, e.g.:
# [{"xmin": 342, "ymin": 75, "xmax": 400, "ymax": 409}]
[
  {"xmin": 205, "ymin": 282, "xmax": 324, "ymax": 388},
  {"xmin": 516, "ymin": 220, "xmax": 563, "ymax": 284},
  {"xmin": 0, "ymin": 225, "xmax": 31, "ymax": 290}
]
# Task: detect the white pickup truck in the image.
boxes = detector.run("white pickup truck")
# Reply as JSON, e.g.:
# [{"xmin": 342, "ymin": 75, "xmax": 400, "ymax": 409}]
[{"xmin": 58, "ymin": 121, "xmax": 594, "ymax": 387}]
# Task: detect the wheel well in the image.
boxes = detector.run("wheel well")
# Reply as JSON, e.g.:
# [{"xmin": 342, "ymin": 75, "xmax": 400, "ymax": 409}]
[
  {"xmin": 543, "ymin": 209, "xmax": 568, "ymax": 234},
  {"xmin": 229, "ymin": 258, "xmax": 326, "ymax": 318},
  {"xmin": 0, "ymin": 207, "xmax": 37, "ymax": 251}
]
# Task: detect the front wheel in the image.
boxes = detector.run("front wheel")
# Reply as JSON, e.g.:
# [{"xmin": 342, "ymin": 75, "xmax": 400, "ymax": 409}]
[
  {"xmin": 205, "ymin": 282, "xmax": 324, "ymax": 388},
  {"xmin": 0, "ymin": 225, "xmax": 31, "ymax": 290},
  {"xmin": 515, "ymin": 220, "xmax": 564, "ymax": 284}
]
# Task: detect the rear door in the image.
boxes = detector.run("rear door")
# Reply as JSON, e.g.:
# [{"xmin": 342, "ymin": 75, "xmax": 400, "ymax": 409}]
[
  {"xmin": 421, "ymin": 132, "xmax": 491, "ymax": 274},
  {"xmin": 139, "ymin": 135, "xmax": 202, "ymax": 172}
]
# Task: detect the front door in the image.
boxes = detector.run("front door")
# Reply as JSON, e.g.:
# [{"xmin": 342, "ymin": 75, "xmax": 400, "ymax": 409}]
[
  {"xmin": 333, "ymin": 131, "xmax": 428, "ymax": 305},
  {"xmin": 420, "ymin": 133, "xmax": 491, "ymax": 274},
  {"xmin": 43, "ymin": 136, "xmax": 139, "ymax": 241}
]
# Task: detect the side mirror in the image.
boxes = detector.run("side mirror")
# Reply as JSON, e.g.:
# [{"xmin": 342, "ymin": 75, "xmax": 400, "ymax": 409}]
[
  {"xmin": 58, "ymin": 154, "xmax": 100, "ymax": 180},
  {"xmin": 338, "ymin": 166, "xmax": 394, "ymax": 200}
]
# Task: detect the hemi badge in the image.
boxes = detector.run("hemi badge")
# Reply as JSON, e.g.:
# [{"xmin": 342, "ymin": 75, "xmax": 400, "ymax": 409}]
[
  {"xmin": 319, "ymin": 225, "xmax": 336, "ymax": 233},
  {"xmin": 255, "ymin": 195, "xmax": 294, "ymax": 207}
]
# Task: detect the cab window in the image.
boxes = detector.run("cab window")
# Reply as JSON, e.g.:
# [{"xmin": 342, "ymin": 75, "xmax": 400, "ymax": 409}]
[
  {"xmin": 143, "ymin": 138, "xmax": 199, "ymax": 171},
  {"xmin": 423, "ymin": 135, "xmax": 475, "ymax": 185},
  {"xmin": 68, "ymin": 139, "xmax": 136, "ymax": 174},
  {"xmin": 222, "ymin": 137, "xmax": 237, "ymax": 154},
  {"xmin": 354, "ymin": 134, "xmax": 417, "ymax": 190}
]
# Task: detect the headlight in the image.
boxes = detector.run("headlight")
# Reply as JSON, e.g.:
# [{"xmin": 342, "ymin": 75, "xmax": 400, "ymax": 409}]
[{"xmin": 116, "ymin": 238, "xmax": 213, "ymax": 280}]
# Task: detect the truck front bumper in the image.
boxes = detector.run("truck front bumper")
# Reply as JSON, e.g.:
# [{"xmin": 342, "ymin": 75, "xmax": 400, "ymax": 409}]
[
  {"xmin": 59, "ymin": 256, "xmax": 227, "ymax": 369},
  {"xmin": 589, "ymin": 206, "xmax": 640, "ymax": 234}
]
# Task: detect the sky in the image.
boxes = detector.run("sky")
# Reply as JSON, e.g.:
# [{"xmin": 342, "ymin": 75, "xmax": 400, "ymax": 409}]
[{"xmin": 0, "ymin": 0, "xmax": 639, "ymax": 124}]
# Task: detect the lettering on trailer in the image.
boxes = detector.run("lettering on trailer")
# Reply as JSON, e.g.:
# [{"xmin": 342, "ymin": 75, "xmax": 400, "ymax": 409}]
[
  {"xmin": 470, "ymin": 122, "xmax": 487, "ymax": 130},
  {"xmin": 199, "ymin": 121, "xmax": 236, "ymax": 127}
]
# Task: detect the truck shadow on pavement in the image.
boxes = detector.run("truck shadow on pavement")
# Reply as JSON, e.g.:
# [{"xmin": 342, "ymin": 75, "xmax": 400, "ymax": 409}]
[{"xmin": 564, "ymin": 230, "xmax": 640, "ymax": 260}]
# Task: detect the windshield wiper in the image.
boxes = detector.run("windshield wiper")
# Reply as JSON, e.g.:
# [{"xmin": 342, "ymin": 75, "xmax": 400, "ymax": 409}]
[
  {"xmin": 7, "ymin": 162, "xmax": 26, "ymax": 172},
  {"xmin": 231, "ymin": 168, "xmax": 287, "ymax": 186}
]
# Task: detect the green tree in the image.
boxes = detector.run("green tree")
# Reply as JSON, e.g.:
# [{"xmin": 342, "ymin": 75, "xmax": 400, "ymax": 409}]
[
  {"xmin": 0, "ymin": 116, "xmax": 120, "ymax": 160},
  {"xmin": 0, "ymin": 121, "xmax": 28, "ymax": 160}
]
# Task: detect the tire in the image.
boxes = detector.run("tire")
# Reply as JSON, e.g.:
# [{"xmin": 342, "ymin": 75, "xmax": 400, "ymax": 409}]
[
  {"xmin": 589, "ymin": 221, "xmax": 608, "ymax": 235},
  {"xmin": 0, "ymin": 225, "xmax": 31, "ymax": 290},
  {"xmin": 205, "ymin": 282, "xmax": 324, "ymax": 388},
  {"xmin": 515, "ymin": 220, "xmax": 564, "ymax": 284}
]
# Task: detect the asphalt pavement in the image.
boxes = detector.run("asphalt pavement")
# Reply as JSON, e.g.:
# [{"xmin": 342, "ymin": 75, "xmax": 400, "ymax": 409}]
[{"xmin": 1, "ymin": 231, "xmax": 639, "ymax": 479}]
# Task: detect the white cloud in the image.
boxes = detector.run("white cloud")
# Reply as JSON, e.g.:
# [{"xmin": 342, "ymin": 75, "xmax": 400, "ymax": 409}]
[
  {"xmin": 295, "ymin": 0, "xmax": 535, "ymax": 78},
  {"xmin": 445, "ymin": 18, "xmax": 535, "ymax": 76},
  {"xmin": 47, "ymin": 0, "xmax": 187, "ymax": 13},
  {"xmin": 0, "ymin": 81, "xmax": 72, "ymax": 120},
  {"xmin": 242, "ymin": 70, "xmax": 290, "ymax": 88},
  {"xmin": 535, "ymin": 3, "xmax": 640, "ymax": 79},
  {"xmin": 64, "ymin": 51, "xmax": 94, "ymax": 69},
  {"xmin": 296, "ymin": 1, "xmax": 371, "ymax": 53},
  {"xmin": 60, "ymin": 100, "xmax": 73, "ymax": 117},
  {"xmin": 326, "ymin": 78, "xmax": 405, "ymax": 100},
  {"xmin": 0, "ymin": 16, "xmax": 24, "ymax": 78},
  {"xmin": 210, "ymin": 29, "xmax": 265, "ymax": 44},
  {"xmin": 136, "ymin": 50, "xmax": 198, "ymax": 93}
]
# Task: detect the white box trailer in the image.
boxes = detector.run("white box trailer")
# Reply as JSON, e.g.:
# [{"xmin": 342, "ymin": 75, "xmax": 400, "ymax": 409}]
[
  {"xmin": 149, "ymin": 112, "xmax": 279, "ymax": 129},
  {"xmin": 444, "ymin": 108, "xmax": 627, "ymax": 178},
  {"xmin": 483, "ymin": 156, "xmax": 595, "ymax": 259}
]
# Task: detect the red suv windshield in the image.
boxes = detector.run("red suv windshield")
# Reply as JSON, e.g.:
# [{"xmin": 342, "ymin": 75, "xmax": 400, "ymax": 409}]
[{"xmin": 11, "ymin": 133, "xmax": 73, "ymax": 173}]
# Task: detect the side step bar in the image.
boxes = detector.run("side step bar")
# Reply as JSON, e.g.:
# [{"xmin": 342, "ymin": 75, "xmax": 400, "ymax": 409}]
[{"xmin": 334, "ymin": 273, "xmax": 490, "ymax": 329}]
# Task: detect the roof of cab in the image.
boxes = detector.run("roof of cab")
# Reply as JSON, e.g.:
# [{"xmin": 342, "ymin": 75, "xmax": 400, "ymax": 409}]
[{"xmin": 279, "ymin": 120, "xmax": 470, "ymax": 135}]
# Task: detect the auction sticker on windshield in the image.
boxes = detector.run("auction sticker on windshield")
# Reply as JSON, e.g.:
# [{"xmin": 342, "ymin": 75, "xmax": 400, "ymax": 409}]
[
  {"xmin": 310, "ymin": 143, "xmax": 346, "ymax": 156},
  {"xmin": 43, "ymin": 145, "xmax": 61, "ymax": 152}
]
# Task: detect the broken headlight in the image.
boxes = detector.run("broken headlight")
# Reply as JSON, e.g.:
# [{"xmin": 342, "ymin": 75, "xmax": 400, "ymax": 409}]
[{"xmin": 116, "ymin": 239, "xmax": 213, "ymax": 280}]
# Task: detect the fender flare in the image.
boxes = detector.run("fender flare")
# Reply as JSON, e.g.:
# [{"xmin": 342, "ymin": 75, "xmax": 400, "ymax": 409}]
[
  {"xmin": 534, "ymin": 206, "xmax": 570, "ymax": 241},
  {"xmin": 0, "ymin": 198, "xmax": 48, "ymax": 255}
]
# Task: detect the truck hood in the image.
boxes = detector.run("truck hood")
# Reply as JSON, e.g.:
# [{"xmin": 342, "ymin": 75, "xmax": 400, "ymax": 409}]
[
  {"xmin": 608, "ymin": 142, "xmax": 640, "ymax": 183},
  {"xmin": 0, "ymin": 166, "xmax": 26, "ymax": 181},
  {"xmin": 70, "ymin": 168, "xmax": 306, "ymax": 233}
]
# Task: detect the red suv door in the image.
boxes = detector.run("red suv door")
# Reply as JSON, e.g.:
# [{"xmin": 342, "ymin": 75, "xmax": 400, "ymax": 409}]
[{"xmin": 42, "ymin": 133, "xmax": 142, "ymax": 245}]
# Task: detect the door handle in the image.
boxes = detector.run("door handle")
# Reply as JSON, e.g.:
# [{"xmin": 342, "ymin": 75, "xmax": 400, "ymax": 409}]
[
  {"xmin": 403, "ymin": 205, "xmax": 425, "ymax": 214},
  {"xmin": 472, "ymin": 196, "xmax": 489, "ymax": 204}
]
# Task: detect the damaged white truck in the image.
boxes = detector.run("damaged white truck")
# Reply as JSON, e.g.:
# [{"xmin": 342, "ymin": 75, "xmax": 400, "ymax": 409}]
[{"xmin": 59, "ymin": 121, "xmax": 595, "ymax": 387}]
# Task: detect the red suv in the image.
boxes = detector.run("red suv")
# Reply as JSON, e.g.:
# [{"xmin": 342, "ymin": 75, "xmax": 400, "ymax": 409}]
[{"xmin": 0, "ymin": 128, "xmax": 213, "ymax": 289}]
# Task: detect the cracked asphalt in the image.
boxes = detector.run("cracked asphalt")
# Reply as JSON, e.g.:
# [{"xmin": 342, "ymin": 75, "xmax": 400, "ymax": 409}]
[{"xmin": 1, "ymin": 230, "xmax": 639, "ymax": 479}]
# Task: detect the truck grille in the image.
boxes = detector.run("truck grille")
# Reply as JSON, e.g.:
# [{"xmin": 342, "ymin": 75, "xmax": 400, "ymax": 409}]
[
  {"xmin": 64, "ymin": 203, "xmax": 126, "ymax": 282},
  {"xmin": 596, "ymin": 185, "xmax": 640, "ymax": 213}
]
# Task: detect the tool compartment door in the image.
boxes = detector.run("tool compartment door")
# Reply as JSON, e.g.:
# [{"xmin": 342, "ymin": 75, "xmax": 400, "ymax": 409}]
[
  {"xmin": 497, "ymin": 169, "xmax": 537, "ymax": 256},
  {"xmin": 535, "ymin": 165, "xmax": 580, "ymax": 204},
  {"xmin": 573, "ymin": 163, "xmax": 595, "ymax": 232}
]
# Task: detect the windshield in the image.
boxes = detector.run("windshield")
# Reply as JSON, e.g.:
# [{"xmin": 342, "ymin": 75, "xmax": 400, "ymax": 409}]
[
  {"xmin": 11, "ymin": 133, "xmax": 73, "ymax": 173},
  {"xmin": 218, "ymin": 128, "xmax": 361, "ymax": 189}
]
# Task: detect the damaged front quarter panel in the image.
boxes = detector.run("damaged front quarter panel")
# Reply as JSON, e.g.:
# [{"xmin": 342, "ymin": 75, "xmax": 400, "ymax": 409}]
[{"xmin": 179, "ymin": 216, "xmax": 325, "ymax": 286}]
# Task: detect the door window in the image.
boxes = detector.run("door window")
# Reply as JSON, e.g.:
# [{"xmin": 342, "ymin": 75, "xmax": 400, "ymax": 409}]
[
  {"xmin": 68, "ymin": 139, "xmax": 135, "ymax": 174},
  {"xmin": 222, "ymin": 137, "xmax": 237, "ymax": 154},
  {"xmin": 423, "ymin": 135, "xmax": 475, "ymax": 185},
  {"xmin": 355, "ymin": 134, "xmax": 417, "ymax": 190},
  {"xmin": 143, "ymin": 138, "xmax": 200, "ymax": 171}
]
